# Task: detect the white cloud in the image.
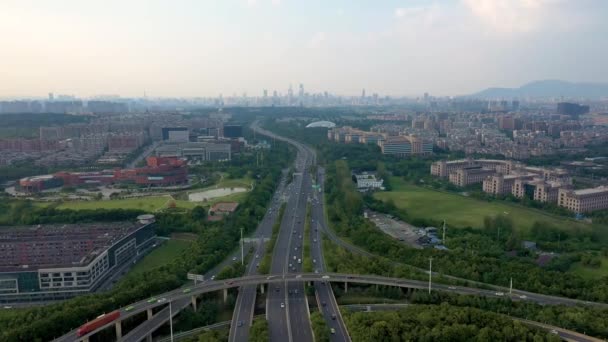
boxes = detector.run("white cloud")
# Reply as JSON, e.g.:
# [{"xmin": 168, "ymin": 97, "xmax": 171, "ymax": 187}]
[
  {"xmin": 462, "ymin": 0, "xmax": 560, "ymax": 33},
  {"xmin": 246, "ymin": 0, "xmax": 257, "ymax": 7},
  {"xmin": 271, "ymin": 0, "xmax": 282, "ymax": 6}
]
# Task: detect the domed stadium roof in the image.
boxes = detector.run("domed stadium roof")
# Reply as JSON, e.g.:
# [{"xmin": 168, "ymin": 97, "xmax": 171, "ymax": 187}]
[{"xmin": 305, "ymin": 121, "xmax": 336, "ymax": 128}]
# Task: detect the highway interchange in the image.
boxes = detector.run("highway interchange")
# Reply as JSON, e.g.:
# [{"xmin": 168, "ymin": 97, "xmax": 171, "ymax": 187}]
[{"xmin": 53, "ymin": 122, "xmax": 606, "ymax": 342}]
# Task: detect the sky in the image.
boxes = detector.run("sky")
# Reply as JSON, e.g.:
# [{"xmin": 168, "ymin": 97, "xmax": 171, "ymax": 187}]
[{"xmin": 1, "ymin": 0, "xmax": 607, "ymax": 98}]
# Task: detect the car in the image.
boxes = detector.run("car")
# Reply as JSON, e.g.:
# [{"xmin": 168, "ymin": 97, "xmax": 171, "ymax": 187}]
[
  {"xmin": 125, "ymin": 305, "xmax": 135, "ymax": 311},
  {"xmin": 255, "ymin": 254, "xmax": 259, "ymax": 258},
  {"xmin": 237, "ymin": 321, "xmax": 244, "ymax": 327},
  {"xmin": 280, "ymin": 302, "xmax": 285, "ymax": 308},
  {"xmin": 147, "ymin": 297, "xmax": 157, "ymax": 303},
  {"xmin": 448, "ymin": 286, "xmax": 456, "ymax": 290},
  {"xmin": 313, "ymin": 239, "xmax": 317, "ymax": 243},
  {"xmin": 519, "ymin": 295, "xmax": 527, "ymax": 299},
  {"xmin": 182, "ymin": 288, "xmax": 191, "ymax": 293},
  {"xmin": 296, "ymin": 274, "xmax": 302, "ymax": 279},
  {"xmin": 3, "ymin": 306, "xmax": 12, "ymax": 309},
  {"xmin": 495, "ymin": 292, "xmax": 504, "ymax": 296},
  {"xmin": 331, "ymin": 314, "xmax": 336, "ymax": 320},
  {"xmin": 232, "ymin": 257, "xmax": 237, "ymax": 261},
  {"xmin": 550, "ymin": 329, "xmax": 558, "ymax": 335},
  {"xmin": 157, "ymin": 298, "xmax": 167, "ymax": 303},
  {"xmin": 275, "ymin": 286, "xmax": 280, "ymax": 292},
  {"xmin": 256, "ymin": 263, "xmax": 260, "ymax": 268},
  {"xmin": 294, "ymin": 289, "xmax": 299, "ymax": 294},
  {"xmin": 211, "ymin": 276, "xmax": 216, "ymax": 280},
  {"xmin": 330, "ymin": 328, "xmax": 336, "ymax": 334},
  {"xmin": 322, "ymin": 275, "xmax": 330, "ymax": 279},
  {"xmin": 315, "ymin": 269, "xmax": 319, "ymax": 274},
  {"xmin": 322, "ymin": 301, "xmax": 327, "ymax": 306},
  {"xmin": 313, "ymin": 259, "xmax": 316, "ymax": 264}
]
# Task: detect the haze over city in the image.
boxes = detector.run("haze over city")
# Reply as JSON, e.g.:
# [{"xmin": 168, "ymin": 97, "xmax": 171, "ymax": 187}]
[{"xmin": 2, "ymin": 0, "xmax": 608, "ymax": 98}]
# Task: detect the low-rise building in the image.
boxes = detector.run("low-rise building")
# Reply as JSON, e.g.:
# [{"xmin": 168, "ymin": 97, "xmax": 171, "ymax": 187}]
[
  {"xmin": 0, "ymin": 218, "xmax": 156, "ymax": 303},
  {"xmin": 353, "ymin": 172, "xmax": 384, "ymax": 191},
  {"xmin": 448, "ymin": 166, "xmax": 495, "ymax": 187}
]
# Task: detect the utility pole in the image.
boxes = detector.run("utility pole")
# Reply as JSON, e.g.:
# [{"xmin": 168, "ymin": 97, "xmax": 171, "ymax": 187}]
[
  {"xmin": 509, "ymin": 277, "xmax": 513, "ymax": 295},
  {"xmin": 169, "ymin": 300, "xmax": 174, "ymax": 342},
  {"xmin": 241, "ymin": 227, "xmax": 244, "ymax": 265},
  {"xmin": 428, "ymin": 257, "xmax": 433, "ymax": 294},
  {"xmin": 442, "ymin": 220, "xmax": 446, "ymax": 244}
]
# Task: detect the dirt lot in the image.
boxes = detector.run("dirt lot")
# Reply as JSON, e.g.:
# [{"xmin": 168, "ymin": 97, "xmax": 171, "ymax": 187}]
[{"xmin": 365, "ymin": 210, "xmax": 423, "ymax": 249}]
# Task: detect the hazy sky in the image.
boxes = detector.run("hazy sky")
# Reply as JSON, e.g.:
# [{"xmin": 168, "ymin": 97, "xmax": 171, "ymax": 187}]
[{"xmin": 1, "ymin": 0, "xmax": 607, "ymax": 98}]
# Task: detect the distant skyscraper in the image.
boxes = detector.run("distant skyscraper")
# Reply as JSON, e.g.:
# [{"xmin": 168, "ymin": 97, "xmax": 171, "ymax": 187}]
[
  {"xmin": 361, "ymin": 89, "xmax": 366, "ymax": 98},
  {"xmin": 298, "ymin": 84, "xmax": 304, "ymax": 98},
  {"xmin": 288, "ymin": 84, "xmax": 294, "ymax": 105}
]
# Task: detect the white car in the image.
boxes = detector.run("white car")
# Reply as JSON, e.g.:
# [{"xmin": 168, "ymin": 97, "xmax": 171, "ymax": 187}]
[
  {"xmin": 280, "ymin": 302, "xmax": 285, "ymax": 308},
  {"xmin": 157, "ymin": 298, "xmax": 167, "ymax": 303},
  {"xmin": 322, "ymin": 275, "xmax": 330, "ymax": 279},
  {"xmin": 519, "ymin": 295, "xmax": 527, "ymax": 299},
  {"xmin": 495, "ymin": 292, "xmax": 504, "ymax": 296}
]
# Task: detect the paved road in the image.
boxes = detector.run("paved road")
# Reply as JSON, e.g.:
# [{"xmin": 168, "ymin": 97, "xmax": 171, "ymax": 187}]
[
  {"xmin": 228, "ymin": 171, "xmax": 289, "ymax": 342},
  {"xmin": 253, "ymin": 121, "xmax": 315, "ymax": 342},
  {"xmin": 311, "ymin": 167, "xmax": 351, "ymax": 341},
  {"xmin": 53, "ymin": 271, "xmax": 607, "ymax": 342}
]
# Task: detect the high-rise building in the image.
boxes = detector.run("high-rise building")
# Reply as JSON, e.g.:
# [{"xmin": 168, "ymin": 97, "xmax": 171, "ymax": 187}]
[{"xmin": 557, "ymin": 102, "xmax": 589, "ymax": 119}]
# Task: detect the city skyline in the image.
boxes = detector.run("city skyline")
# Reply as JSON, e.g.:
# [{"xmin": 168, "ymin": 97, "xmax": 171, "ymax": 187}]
[{"xmin": 1, "ymin": 0, "xmax": 608, "ymax": 98}]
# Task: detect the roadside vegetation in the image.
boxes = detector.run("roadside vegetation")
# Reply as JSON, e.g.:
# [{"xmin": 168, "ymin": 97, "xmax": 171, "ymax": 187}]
[
  {"xmin": 302, "ymin": 203, "xmax": 313, "ymax": 272},
  {"xmin": 343, "ymin": 304, "xmax": 561, "ymax": 341},
  {"xmin": 258, "ymin": 203, "xmax": 286, "ymax": 274},
  {"xmin": 310, "ymin": 311, "xmax": 331, "ymax": 342},
  {"xmin": 249, "ymin": 317, "xmax": 269, "ymax": 342}
]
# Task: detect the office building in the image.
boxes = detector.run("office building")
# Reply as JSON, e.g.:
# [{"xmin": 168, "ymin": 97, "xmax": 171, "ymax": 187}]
[
  {"xmin": 161, "ymin": 127, "xmax": 189, "ymax": 142},
  {"xmin": 558, "ymin": 186, "xmax": 608, "ymax": 213}
]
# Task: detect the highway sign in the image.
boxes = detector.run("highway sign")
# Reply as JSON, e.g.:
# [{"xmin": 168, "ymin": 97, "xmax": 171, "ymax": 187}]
[{"xmin": 187, "ymin": 273, "xmax": 205, "ymax": 282}]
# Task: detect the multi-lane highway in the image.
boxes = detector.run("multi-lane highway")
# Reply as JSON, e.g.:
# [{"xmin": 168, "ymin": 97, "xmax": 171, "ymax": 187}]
[
  {"xmin": 257, "ymin": 123, "xmax": 314, "ymax": 342},
  {"xmin": 310, "ymin": 167, "xmax": 351, "ymax": 341},
  {"xmin": 228, "ymin": 170, "xmax": 289, "ymax": 342}
]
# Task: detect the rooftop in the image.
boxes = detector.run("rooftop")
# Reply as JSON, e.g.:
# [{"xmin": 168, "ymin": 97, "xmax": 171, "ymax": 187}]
[{"xmin": 0, "ymin": 222, "xmax": 142, "ymax": 272}]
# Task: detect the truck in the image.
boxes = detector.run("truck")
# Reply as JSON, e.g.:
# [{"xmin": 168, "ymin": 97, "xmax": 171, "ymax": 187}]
[{"xmin": 77, "ymin": 310, "xmax": 120, "ymax": 337}]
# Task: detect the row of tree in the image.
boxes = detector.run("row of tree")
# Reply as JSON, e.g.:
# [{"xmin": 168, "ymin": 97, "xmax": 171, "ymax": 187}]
[{"xmin": 343, "ymin": 304, "xmax": 561, "ymax": 342}]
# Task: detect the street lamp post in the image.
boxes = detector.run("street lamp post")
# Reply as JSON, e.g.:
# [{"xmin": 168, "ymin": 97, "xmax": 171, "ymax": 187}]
[
  {"xmin": 428, "ymin": 257, "xmax": 433, "ymax": 294},
  {"xmin": 240, "ymin": 227, "xmax": 244, "ymax": 266},
  {"xmin": 169, "ymin": 300, "xmax": 174, "ymax": 342}
]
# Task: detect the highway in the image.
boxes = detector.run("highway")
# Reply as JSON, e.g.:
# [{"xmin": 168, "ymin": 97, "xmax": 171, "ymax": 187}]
[
  {"xmin": 228, "ymin": 170, "xmax": 289, "ymax": 342},
  {"xmin": 52, "ymin": 271, "xmax": 607, "ymax": 342},
  {"xmin": 310, "ymin": 166, "xmax": 351, "ymax": 341}
]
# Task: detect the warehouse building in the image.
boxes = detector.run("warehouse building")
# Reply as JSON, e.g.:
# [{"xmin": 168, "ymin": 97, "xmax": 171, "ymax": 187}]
[{"xmin": 0, "ymin": 217, "xmax": 156, "ymax": 303}]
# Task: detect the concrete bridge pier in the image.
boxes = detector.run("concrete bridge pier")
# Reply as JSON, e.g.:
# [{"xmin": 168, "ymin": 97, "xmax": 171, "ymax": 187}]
[
  {"xmin": 115, "ymin": 321, "xmax": 122, "ymax": 339},
  {"xmin": 81, "ymin": 337, "xmax": 90, "ymax": 342},
  {"xmin": 223, "ymin": 288, "xmax": 228, "ymax": 303},
  {"xmin": 147, "ymin": 308, "xmax": 153, "ymax": 320},
  {"xmin": 344, "ymin": 282, "xmax": 348, "ymax": 293},
  {"xmin": 146, "ymin": 334, "xmax": 153, "ymax": 342},
  {"xmin": 191, "ymin": 295, "xmax": 198, "ymax": 311},
  {"xmin": 260, "ymin": 284, "xmax": 264, "ymax": 294}
]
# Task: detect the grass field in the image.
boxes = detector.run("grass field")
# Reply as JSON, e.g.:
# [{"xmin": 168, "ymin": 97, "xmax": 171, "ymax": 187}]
[
  {"xmin": 55, "ymin": 195, "xmax": 197, "ymax": 211},
  {"xmin": 374, "ymin": 177, "xmax": 590, "ymax": 234},
  {"xmin": 569, "ymin": 257, "xmax": 608, "ymax": 280},
  {"xmin": 129, "ymin": 239, "xmax": 192, "ymax": 275}
]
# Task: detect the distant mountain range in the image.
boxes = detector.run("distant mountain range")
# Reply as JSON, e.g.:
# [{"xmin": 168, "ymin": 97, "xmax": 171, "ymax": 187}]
[{"xmin": 470, "ymin": 80, "xmax": 608, "ymax": 99}]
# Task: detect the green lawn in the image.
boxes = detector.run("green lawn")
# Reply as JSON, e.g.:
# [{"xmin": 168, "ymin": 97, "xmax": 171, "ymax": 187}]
[
  {"xmin": 374, "ymin": 177, "xmax": 590, "ymax": 233},
  {"xmin": 569, "ymin": 257, "xmax": 608, "ymax": 280},
  {"xmin": 55, "ymin": 195, "xmax": 197, "ymax": 211},
  {"xmin": 129, "ymin": 239, "xmax": 192, "ymax": 275}
]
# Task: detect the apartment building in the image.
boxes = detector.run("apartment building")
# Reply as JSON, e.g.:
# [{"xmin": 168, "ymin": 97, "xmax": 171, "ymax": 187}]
[{"xmin": 483, "ymin": 174, "xmax": 536, "ymax": 196}]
